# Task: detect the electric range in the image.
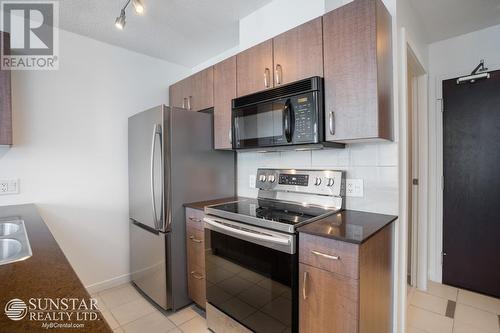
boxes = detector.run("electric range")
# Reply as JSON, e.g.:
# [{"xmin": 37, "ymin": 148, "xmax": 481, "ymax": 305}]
[{"xmin": 203, "ymin": 169, "xmax": 345, "ymax": 333}]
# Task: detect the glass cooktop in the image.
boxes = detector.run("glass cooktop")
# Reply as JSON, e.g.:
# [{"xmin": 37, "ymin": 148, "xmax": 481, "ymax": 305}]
[{"xmin": 207, "ymin": 198, "xmax": 337, "ymax": 226}]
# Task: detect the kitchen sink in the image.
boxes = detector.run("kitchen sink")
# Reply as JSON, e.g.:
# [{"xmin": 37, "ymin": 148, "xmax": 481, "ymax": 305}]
[
  {"xmin": 0, "ymin": 219, "xmax": 32, "ymax": 266},
  {"xmin": 0, "ymin": 222, "xmax": 20, "ymax": 236}
]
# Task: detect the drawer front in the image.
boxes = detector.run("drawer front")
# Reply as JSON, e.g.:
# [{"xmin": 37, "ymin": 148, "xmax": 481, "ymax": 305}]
[
  {"xmin": 299, "ymin": 233, "xmax": 359, "ymax": 279},
  {"xmin": 186, "ymin": 227, "xmax": 205, "ymax": 270},
  {"xmin": 186, "ymin": 208, "xmax": 204, "ymax": 231},
  {"xmin": 187, "ymin": 264, "xmax": 206, "ymax": 308}
]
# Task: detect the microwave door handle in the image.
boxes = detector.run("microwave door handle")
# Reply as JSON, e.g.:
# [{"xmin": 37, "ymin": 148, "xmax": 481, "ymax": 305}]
[
  {"xmin": 283, "ymin": 99, "xmax": 293, "ymax": 143},
  {"xmin": 204, "ymin": 218, "xmax": 290, "ymax": 245}
]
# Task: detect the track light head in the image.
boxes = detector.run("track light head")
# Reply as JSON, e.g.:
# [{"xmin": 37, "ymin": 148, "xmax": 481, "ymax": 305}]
[
  {"xmin": 132, "ymin": 0, "xmax": 145, "ymax": 14},
  {"xmin": 115, "ymin": 9, "xmax": 126, "ymax": 30}
]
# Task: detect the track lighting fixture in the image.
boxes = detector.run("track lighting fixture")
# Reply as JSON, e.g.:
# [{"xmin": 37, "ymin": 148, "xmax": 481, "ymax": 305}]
[{"xmin": 115, "ymin": 0, "xmax": 145, "ymax": 30}]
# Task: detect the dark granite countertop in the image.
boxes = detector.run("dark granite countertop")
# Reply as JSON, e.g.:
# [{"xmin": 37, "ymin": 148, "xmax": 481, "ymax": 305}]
[
  {"xmin": 183, "ymin": 197, "xmax": 239, "ymax": 210},
  {"xmin": 297, "ymin": 210, "xmax": 397, "ymax": 244},
  {"xmin": 0, "ymin": 204, "xmax": 112, "ymax": 333}
]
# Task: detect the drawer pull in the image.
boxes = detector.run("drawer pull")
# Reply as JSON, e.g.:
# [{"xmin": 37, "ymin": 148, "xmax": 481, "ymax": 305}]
[
  {"xmin": 311, "ymin": 250, "xmax": 340, "ymax": 261},
  {"xmin": 188, "ymin": 217, "xmax": 202, "ymax": 223},
  {"xmin": 189, "ymin": 235, "xmax": 202, "ymax": 243},
  {"xmin": 190, "ymin": 271, "xmax": 204, "ymax": 280},
  {"xmin": 302, "ymin": 271, "xmax": 308, "ymax": 300}
]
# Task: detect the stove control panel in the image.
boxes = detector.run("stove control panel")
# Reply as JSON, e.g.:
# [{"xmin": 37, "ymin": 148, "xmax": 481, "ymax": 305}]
[{"xmin": 256, "ymin": 168, "xmax": 345, "ymax": 197}]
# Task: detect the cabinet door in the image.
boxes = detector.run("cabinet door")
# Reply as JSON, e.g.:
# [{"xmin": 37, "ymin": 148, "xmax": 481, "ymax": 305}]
[
  {"xmin": 0, "ymin": 32, "xmax": 12, "ymax": 145},
  {"xmin": 169, "ymin": 79, "xmax": 187, "ymax": 109},
  {"xmin": 273, "ymin": 17, "xmax": 323, "ymax": 85},
  {"xmin": 213, "ymin": 56, "xmax": 236, "ymax": 150},
  {"xmin": 323, "ymin": 0, "xmax": 392, "ymax": 142},
  {"xmin": 236, "ymin": 40, "xmax": 274, "ymax": 96},
  {"xmin": 299, "ymin": 264, "xmax": 358, "ymax": 333},
  {"xmin": 189, "ymin": 67, "xmax": 214, "ymax": 112}
]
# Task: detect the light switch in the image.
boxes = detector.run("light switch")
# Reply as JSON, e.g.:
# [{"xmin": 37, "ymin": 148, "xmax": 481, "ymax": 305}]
[
  {"xmin": 0, "ymin": 179, "xmax": 20, "ymax": 195},
  {"xmin": 249, "ymin": 175, "xmax": 256, "ymax": 188}
]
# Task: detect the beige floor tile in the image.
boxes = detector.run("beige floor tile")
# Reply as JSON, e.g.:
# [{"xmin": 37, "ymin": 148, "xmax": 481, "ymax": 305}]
[
  {"xmin": 453, "ymin": 321, "xmax": 495, "ymax": 333},
  {"xmin": 411, "ymin": 290, "xmax": 448, "ymax": 315},
  {"xmin": 92, "ymin": 295, "xmax": 108, "ymax": 312},
  {"xmin": 407, "ymin": 326, "xmax": 429, "ymax": 333},
  {"xmin": 407, "ymin": 305, "xmax": 453, "ymax": 333},
  {"xmin": 100, "ymin": 284, "xmax": 141, "ymax": 309},
  {"xmin": 178, "ymin": 315, "xmax": 209, "ymax": 333},
  {"xmin": 101, "ymin": 310, "xmax": 120, "ymax": 329},
  {"xmin": 167, "ymin": 306, "xmax": 199, "ymax": 326},
  {"xmin": 426, "ymin": 281, "xmax": 458, "ymax": 301},
  {"xmin": 457, "ymin": 289, "xmax": 500, "ymax": 315},
  {"xmin": 122, "ymin": 310, "xmax": 175, "ymax": 333},
  {"xmin": 110, "ymin": 298, "xmax": 156, "ymax": 326},
  {"xmin": 167, "ymin": 328, "xmax": 182, "ymax": 333},
  {"xmin": 454, "ymin": 303, "xmax": 499, "ymax": 333},
  {"xmin": 113, "ymin": 328, "xmax": 125, "ymax": 333}
]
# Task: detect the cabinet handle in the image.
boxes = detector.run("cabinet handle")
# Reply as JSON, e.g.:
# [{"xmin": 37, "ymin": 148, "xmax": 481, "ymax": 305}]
[
  {"xmin": 264, "ymin": 68, "xmax": 270, "ymax": 88},
  {"xmin": 189, "ymin": 235, "xmax": 202, "ymax": 243},
  {"xmin": 311, "ymin": 250, "xmax": 340, "ymax": 261},
  {"xmin": 329, "ymin": 111, "xmax": 335, "ymax": 135},
  {"xmin": 302, "ymin": 271, "xmax": 308, "ymax": 300},
  {"xmin": 188, "ymin": 217, "xmax": 202, "ymax": 223},
  {"xmin": 275, "ymin": 64, "xmax": 282, "ymax": 85},
  {"xmin": 187, "ymin": 96, "xmax": 192, "ymax": 110},
  {"xmin": 182, "ymin": 98, "xmax": 187, "ymax": 109},
  {"xmin": 190, "ymin": 271, "xmax": 204, "ymax": 280},
  {"xmin": 229, "ymin": 128, "xmax": 232, "ymax": 145}
]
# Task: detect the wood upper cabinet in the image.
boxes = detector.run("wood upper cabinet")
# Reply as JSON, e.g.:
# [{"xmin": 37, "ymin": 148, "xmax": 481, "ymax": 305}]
[
  {"xmin": 213, "ymin": 56, "xmax": 236, "ymax": 150},
  {"xmin": 273, "ymin": 17, "xmax": 323, "ymax": 85},
  {"xmin": 323, "ymin": 0, "xmax": 393, "ymax": 142},
  {"xmin": 0, "ymin": 32, "xmax": 12, "ymax": 146},
  {"xmin": 236, "ymin": 40, "xmax": 273, "ymax": 97},
  {"xmin": 299, "ymin": 264, "xmax": 359, "ymax": 333},
  {"xmin": 169, "ymin": 67, "xmax": 214, "ymax": 112}
]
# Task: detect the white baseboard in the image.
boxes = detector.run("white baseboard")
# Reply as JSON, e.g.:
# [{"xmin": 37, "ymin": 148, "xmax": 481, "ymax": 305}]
[{"xmin": 85, "ymin": 273, "xmax": 131, "ymax": 294}]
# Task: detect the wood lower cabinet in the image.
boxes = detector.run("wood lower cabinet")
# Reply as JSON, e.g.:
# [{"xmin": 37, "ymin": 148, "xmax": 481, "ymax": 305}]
[
  {"xmin": 299, "ymin": 224, "xmax": 393, "ymax": 333},
  {"xmin": 323, "ymin": 0, "xmax": 393, "ymax": 142},
  {"xmin": 273, "ymin": 17, "xmax": 324, "ymax": 85},
  {"xmin": 185, "ymin": 207, "xmax": 206, "ymax": 308},
  {"xmin": 169, "ymin": 67, "xmax": 214, "ymax": 112},
  {"xmin": 213, "ymin": 56, "xmax": 236, "ymax": 150},
  {"xmin": 0, "ymin": 32, "xmax": 12, "ymax": 146},
  {"xmin": 236, "ymin": 40, "xmax": 274, "ymax": 97}
]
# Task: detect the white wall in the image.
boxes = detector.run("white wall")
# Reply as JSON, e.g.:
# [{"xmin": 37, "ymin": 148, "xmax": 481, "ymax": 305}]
[
  {"xmin": 0, "ymin": 29, "xmax": 189, "ymax": 290},
  {"xmin": 427, "ymin": 24, "xmax": 500, "ymax": 282}
]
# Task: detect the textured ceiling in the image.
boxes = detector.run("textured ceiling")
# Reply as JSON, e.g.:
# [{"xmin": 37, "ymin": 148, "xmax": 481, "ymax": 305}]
[
  {"xmin": 410, "ymin": 0, "xmax": 500, "ymax": 43},
  {"xmin": 59, "ymin": 0, "xmax": 272, "ymax": 67}
]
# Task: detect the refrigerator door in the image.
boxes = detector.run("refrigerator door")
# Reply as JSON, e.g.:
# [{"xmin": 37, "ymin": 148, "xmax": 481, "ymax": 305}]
[
  {"xmin": 130, "ymin": 220, "xmax": 171, "ymax": 309},
  {"xmin": 128, "ymin": 106, "xmax": 165, "ymax": 231}
]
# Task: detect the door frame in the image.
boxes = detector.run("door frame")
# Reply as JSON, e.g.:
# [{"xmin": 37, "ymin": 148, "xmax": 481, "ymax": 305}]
[{"xmin": 429, "ymin": 61, "xmax": 500, "ymax": 282}]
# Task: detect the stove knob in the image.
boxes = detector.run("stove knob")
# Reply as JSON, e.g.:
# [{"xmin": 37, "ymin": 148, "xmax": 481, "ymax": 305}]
[
  {"xmin": 259, "ymin": 175, "xmax": 267, "ymax": 182},
  {"xmin": 327, "ymin": 178, "xmax": 335, "ymax": 187},
  {"xmin": 314, "ymin": 177, "xmax": 322, "ymax": 186},
  {"xmin": 269, "ymin": 175, "xmax": 276, "ymax": 183}
]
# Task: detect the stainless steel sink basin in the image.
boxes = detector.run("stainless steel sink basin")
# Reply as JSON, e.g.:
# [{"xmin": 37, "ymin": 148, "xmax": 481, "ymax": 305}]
[
  {"xmin": 0, "ymin": 219, "xmax": 32, "ymax": 266},
  {"xmin": 0, "ymin": 222, "xmax": 20, "ymax": 236},
  {"xmin": 0, "ymin": 239, "xmax": 22, "ymax": 260}
]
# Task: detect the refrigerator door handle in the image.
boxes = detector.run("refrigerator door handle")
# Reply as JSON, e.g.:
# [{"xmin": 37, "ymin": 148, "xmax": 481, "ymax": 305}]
[{"xmin": 150, "ymin": 124, "xmax": 162, "ymax": 230}]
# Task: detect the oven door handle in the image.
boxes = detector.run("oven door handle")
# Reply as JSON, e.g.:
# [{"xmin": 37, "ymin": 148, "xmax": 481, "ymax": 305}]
[{"xmin": 203, "ymin": 218, "xmax": 291, "ymax": 245}]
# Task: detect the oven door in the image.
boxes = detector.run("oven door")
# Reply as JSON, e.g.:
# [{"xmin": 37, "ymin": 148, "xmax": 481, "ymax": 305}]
[{"xmin": 204, "ymin": 216, "xmax": 298, "ymax": 333}]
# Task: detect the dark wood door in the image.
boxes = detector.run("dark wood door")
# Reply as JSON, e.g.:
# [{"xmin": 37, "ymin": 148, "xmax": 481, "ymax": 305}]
[
  {"xmin": 236, "ymin": 40, "xmax": 273, "ymax": 97},
  {"xmin": 299, "ymin": 263, "xmax": 358, "ymax": 333},
  {"xmin": 0, "ymin": 32, "xmax": 12, "ymax": 146},
  {"xmin": 273, "ymin": 17, "xmax": 323, "ymax": 86},
  {"xmin": 213, "ymin": 56, "xmax": 236, "ymax": 150},
  {"xmin": 442, "ymin": 70, "xmax": 500, "ymax": 298}
]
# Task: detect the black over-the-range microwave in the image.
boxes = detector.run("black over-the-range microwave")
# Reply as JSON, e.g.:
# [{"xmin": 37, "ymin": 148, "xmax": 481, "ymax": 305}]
[{"xmin": 231, "ymin": 76, "xmax": 341, "ymax": 150}]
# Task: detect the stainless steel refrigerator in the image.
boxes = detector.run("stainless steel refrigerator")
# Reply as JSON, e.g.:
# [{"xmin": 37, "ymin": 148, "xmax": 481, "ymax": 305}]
[{"xmin": 128, "ymin": 105, "xmax": 235, "ymax": 311}]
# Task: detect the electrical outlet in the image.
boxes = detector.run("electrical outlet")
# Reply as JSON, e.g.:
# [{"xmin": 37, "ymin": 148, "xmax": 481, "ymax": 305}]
[
  {"xmin": 346, "ymin": 179, "xmax": 363, "ymax": 197},
  {"xmin": 249, "ymin": 175, "xmax": 256, "ymax": 188},
  {"xmin": 0, "ymin": 179, "xmax": 19, "ymax": 195}
]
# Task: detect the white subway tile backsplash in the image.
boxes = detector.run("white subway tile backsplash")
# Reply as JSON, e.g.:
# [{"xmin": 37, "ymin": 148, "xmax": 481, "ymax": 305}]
[{"xmin": 237, "ymin": 141, "xmax": 398, "ymax": 215}]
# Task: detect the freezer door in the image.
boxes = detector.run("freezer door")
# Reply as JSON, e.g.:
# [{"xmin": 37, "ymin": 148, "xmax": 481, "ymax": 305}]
[
  {"xmin": 128, "ymin": 106, "xmax": 164, "ymax": 230},
  {"xmin": 130, "ymin": 220, "xmax": 171, "ymax": 309}
]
